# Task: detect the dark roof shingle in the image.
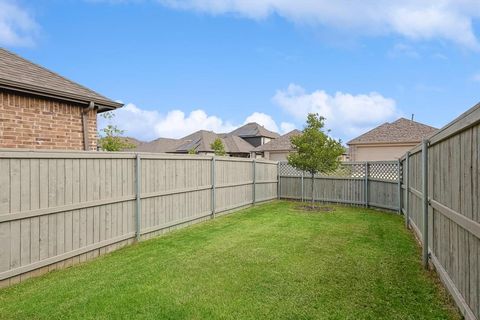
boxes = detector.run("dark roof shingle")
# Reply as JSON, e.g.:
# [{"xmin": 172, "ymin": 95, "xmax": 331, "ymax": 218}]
[
  {"xmin": 0, "ymin": 48, "xmax": 122, "ymax": 110},
  {"xmin": 347, "ymin": 118, "xmax": 438, "ymax": 145},
  {"xmin": 135, "ymin": 130, "xmax": 254, "ymax": 154},
  {"xmin": 254, "ymin": 129, "xmax": 301, "ymax": 152},
  {"xmin": 227, "ymin": 123, "xmax": 280, "ymax": 139},
  {"xmin": 136, "ymin": 138, "xmax": 184, "ymax": 153}
]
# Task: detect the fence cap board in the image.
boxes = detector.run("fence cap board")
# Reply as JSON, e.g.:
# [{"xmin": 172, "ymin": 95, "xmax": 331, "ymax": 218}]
[
  {"xmin": 428, "ymin": 103, "xmax": 480, "ymax": 146},
  {"xmin": 0, "ymin": 149, "xmax": 275, "ymax": 162},
  {"xmin": 214, "ymin": 157, "xmax": 276, "ymax": 164},
  {"xmin": 0, "ymin": 150, "xmax": 137, "ymax": 159},
  {"xmin": 278, "ymin": 160, "xmax": 398, "ymax": 165},
  {"xmin": 402, "ymin": 102, "xmax": 480, "ymax": 158},
  {"xmin": 139, "ymin": 153, "xmax": 212, "ymax": 160},
  {"xmin": 254, "ymin": 159, "xmax": 278, "ymax": 165}
]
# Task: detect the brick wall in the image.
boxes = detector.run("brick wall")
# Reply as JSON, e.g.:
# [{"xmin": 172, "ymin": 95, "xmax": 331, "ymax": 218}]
[{"xmin": 0, "ymin": 91, "xmax": 97, "ymax": 150}]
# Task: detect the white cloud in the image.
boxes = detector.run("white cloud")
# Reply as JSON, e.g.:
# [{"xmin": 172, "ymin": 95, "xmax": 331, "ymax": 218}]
[
  {"xmin": 0, "ymin": 1, "xmax": 38, "ymax": 46},
  {"xmin": 273, "ymin": 84, "xmax": 399, "ymax": 141},
  {"xmin": 157, "ymin": 0, "xmax": 480, "ymax": 49},
  {"xmin": 244, "ymin": 112, "xmax": 279, "ymax": 132},
  {"xmin": 101, "ymin": 86, "xmax": 398, "ymax": 143},
  {"xmin": 155, "ymin": 109, "xmax": 236, "ymax": 137},
  {"xmin": 100, "ymin": 104, "xmax": 237, "ymax": 140},
  {"xmin": 244, "ymin": 112, "xmax": 297, "ymax": 134},
  {"xmin": 280, "ymin": 122, "xmax": 296, "ymax": 134},
  {"xmin": 99, "ymin": 104, "xmax": 294, "ymax": 141}
]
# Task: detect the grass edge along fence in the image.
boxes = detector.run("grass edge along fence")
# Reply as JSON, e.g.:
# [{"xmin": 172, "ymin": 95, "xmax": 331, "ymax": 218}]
[
  {"xmin": 400, "ymin": 104, "xmax": 480, "ymax": 320},
  {"xmin": 278, "ymin": 161, "xmax": 401, "ymax": 212},
  {"xmin": 0, "ymin": 151, "xmax": 278, "ymax": 288}
]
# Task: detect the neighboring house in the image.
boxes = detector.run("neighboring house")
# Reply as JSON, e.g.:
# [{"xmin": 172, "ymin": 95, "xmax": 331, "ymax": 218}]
[
  {"xmin": 136, "ymin": 130, "xmax": 254, "ymax": 157},
  {"xmin": 347, "ymin": 118, "xmax": 438, "ymax": 161},
  {"xmin": 252, "ymin": 129, "xmax": 301, "ymax": 161},
  {"xmin": 340, "ymin": 148, "xmax": 350, "ymax": 162},
  {"xmin": 134, "ymin": 122, "xmax": 280, "ymax": 157},
  {"xmin": 227, "ymin": 122, "xmax": 280, "ymax": 147},
  {"xmin": 0, "ymin": 48, "xmax": 123, "ymax": 150},
  {"xmin": 136, "ymin": 137, "xmax": 184, "ymax": 153},
  {"xmin": 122, "ymin": 137, "xmax": 144, "ymax": 149},
  {"xmin": 104, "ymin": 136, "xmax": 145, "ymax": 151}
]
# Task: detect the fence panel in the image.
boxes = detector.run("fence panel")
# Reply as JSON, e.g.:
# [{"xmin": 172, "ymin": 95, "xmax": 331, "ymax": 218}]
[
  {"xmin": 0, "ymin": 151, "xmax": 278, "ymax": 287},
  {"xmin": 254, "ymin": 160, "xmax": 278, "ymax": 202},
  {"xmin": 402, "ymin": 104, "xmax": 480, "ymax": 320},
  {"xmin": 368, "ymin": 180, "xmax": 398, "ymax": 211},
  {"xmin": 307, "ymin": 177, "xmax": 365, "ymax": 206},
  {"xmin": 407, "ymin": 151, "xmax": 423, "ymax": 238},
  {"xmin": 0, "ymin": 152, "xmax": 137, "ymax": 286},
  {"xmin": 279, "ymin": 161, "xmax": 399, "ymax": 211},
  {"xmin": 214, "ymin": 158, "xmax": 253, "ymax": 214},
  {"xmin": 139, "ymin": 157, "xmax": 213, "ymax": 238}
]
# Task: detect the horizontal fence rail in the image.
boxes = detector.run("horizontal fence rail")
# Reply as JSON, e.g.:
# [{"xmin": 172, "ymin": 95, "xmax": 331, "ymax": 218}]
[
  {"xmin": 0, "ymin": 151, "xmax": 278, "ymax": 287},
  {"xmin": 278, "ymin": 161, "xmax": 400, "ymax": 212},
  {"xmin": 400, "ymin": 103, "xmax": 480, "ymax": 320}
]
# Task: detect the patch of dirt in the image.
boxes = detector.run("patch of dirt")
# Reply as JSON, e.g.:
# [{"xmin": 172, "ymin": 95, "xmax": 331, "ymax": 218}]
[{"xmin": 295, "ymin": 205, "xmax": 336, "ymax": 213}]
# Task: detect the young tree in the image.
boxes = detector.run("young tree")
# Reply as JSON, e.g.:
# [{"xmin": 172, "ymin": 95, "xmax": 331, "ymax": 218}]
[
  {"xmin": 210, "ymin": 138, "xmax": 226, "ymax": 156},
  {"xmin": 288, "ymin": 113, "xmax": 345, "ymax": 208},
  {"xmin": 188, "ymin": 148, "xmax": 197, "ymax": 155},
  {"xmin": 98, "ymin": 112, "xmax": 135, "ymax": 151}
]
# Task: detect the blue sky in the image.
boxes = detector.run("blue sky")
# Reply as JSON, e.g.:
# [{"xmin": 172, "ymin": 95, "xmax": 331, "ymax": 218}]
[{"xmin": 2, "ymin": 0, "xmax": 480, "ymax": 142}]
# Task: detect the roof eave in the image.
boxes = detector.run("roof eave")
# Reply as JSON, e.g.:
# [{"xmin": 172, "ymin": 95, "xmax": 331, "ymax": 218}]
[
  {"xmin": 255, "ymin": 148, "xmax": 293, "ymax": 152},
  {"xmin": 237, "ymin": 134, "xmax": 277, "ymax": 139},
  {"xmin": 0, "ymin": 78, "xmax": 124, "ymax": 111},
  {"xmin": 347, "ymin": 140, "xmax": 423, "ymax": 146}
]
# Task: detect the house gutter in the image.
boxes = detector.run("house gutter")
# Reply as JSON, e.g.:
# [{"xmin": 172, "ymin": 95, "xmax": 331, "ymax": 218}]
[{"xmin": 82, "ymin": 101, "xmax": 95, "ymax": 151}]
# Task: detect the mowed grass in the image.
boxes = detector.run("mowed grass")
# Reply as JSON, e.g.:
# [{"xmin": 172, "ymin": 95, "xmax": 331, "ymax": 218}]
[{"xmin": 0, "ymin": 201, "xmax": 460, "ymax": 320}]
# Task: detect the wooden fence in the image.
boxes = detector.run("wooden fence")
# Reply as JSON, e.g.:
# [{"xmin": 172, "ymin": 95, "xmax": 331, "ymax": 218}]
[
  {"xmin": 278, "ymin": 161, "xmax": 401, "ymax": 212},
  {"xmin": 400, "ymin": 105, "xmax": 480, "ymax": 320},
  {"xmin": 0, "ymin": 151, "xmax": 278, "ymax": 287}
]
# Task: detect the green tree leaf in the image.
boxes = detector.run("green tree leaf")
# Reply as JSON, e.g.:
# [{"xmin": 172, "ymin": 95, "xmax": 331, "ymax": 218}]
[
  {"xmin": 287, "ymin": 113, "xmax": 345, "ymax": 207},
  {"xmin": 98, "ymin": 112, "xmax": 136, "ymax": 152},
  {"xmin": 210, "ymin": 138, "xmax": 226, "ymax": 156}
]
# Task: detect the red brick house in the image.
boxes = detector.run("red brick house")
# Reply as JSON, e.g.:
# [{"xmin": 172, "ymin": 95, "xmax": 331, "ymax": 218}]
[{"xmin": 0, "ymin": 48, "xmax": 123, "ymax": 150}]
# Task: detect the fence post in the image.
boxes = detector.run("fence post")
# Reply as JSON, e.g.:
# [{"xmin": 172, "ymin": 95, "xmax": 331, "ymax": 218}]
[
  {"xmin": 364, "ymin": 162, "xmax": 369, "ymax": 208},
  {"xmin": 301, "ymin": 171, "xmax": 304, "ymax": 202},
  {"xmin": 398, "ymin": 159, "xmax": 402, "ymax": 214},
  {"xmin": 277, "ymin": 162, "xmax": 280, "ymax": 200},
  {"xmin": 278, "ymin": 162, "xmax": 282, "ymax": 200},
  {"xmin": 252, "ymin": 159, "xmax": 256, "ymax": 205},
  {"xmin": 135, "ymin": 153, "xmax": 141, "ymax": 241},
  {"xmin": 422, "ymin": 139, "xmax": 429, "ymax": 269},
  {"xmin": 211, "ymin": 156, "xmax": 216, "ymax": 218},
  {"xmin": 405, "ymin": 152, "xmax": 410, "ymax": 229}
]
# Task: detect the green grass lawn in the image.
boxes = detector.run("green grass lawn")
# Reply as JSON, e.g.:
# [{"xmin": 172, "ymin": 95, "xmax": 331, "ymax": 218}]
[{"xmin": 0, "ymin": 201, "xmax": 460, "ymax": 320}]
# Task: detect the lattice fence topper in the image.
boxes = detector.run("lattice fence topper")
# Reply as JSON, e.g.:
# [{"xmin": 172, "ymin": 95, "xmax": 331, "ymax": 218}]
[
  {"xmin": 279, "ymin": 162, "xmax": 303, "ymax": 177},
  {"xmin": 279, "ymin": 162, "xmax": 366, "ymax": 178},
  {"xmin": 368, "ymin": 162, "xmax": 399, "ymax": 181},
  {"xmin": 279, "ymin": 161, "xmax": 399, "ymax": 181}
]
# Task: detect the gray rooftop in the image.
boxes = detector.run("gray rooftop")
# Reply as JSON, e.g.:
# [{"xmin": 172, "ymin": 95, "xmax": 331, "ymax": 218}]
[
  {"xmin": 0, "ymin": 48, "xmax": 123, "ymax": 111},
  {"xmin": 254, "ymin": 129, "xmax": 302, "ymax": 152},
  {"xmin": 135, "ymin": 130, "xmax": 254, "ymax": 154},
  {"xmin": 227, "ymin": 122, "xmax": 280, "ymax": 139},
  {"xmin": 347, "ymin": 118, "xmax": 438, "ymax": 145}
]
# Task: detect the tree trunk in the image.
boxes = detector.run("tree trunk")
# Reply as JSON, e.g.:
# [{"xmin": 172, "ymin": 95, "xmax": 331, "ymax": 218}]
[{"xmin": 311, "ymin": 172, "xmax": 315, "ymax": 209}]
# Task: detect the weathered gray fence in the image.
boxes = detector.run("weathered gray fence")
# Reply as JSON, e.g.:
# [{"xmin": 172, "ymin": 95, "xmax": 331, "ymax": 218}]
[
  {"xmin": 0, "ymin": 151, "xmax": 278, "ymax": 287},
  {"xmin": 278, "ymin": 161, "xmax": 400, "ymax": 212},
  {"xmin": 400, "ymin": 105, "xmax": 480, "ymax": 320}
]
